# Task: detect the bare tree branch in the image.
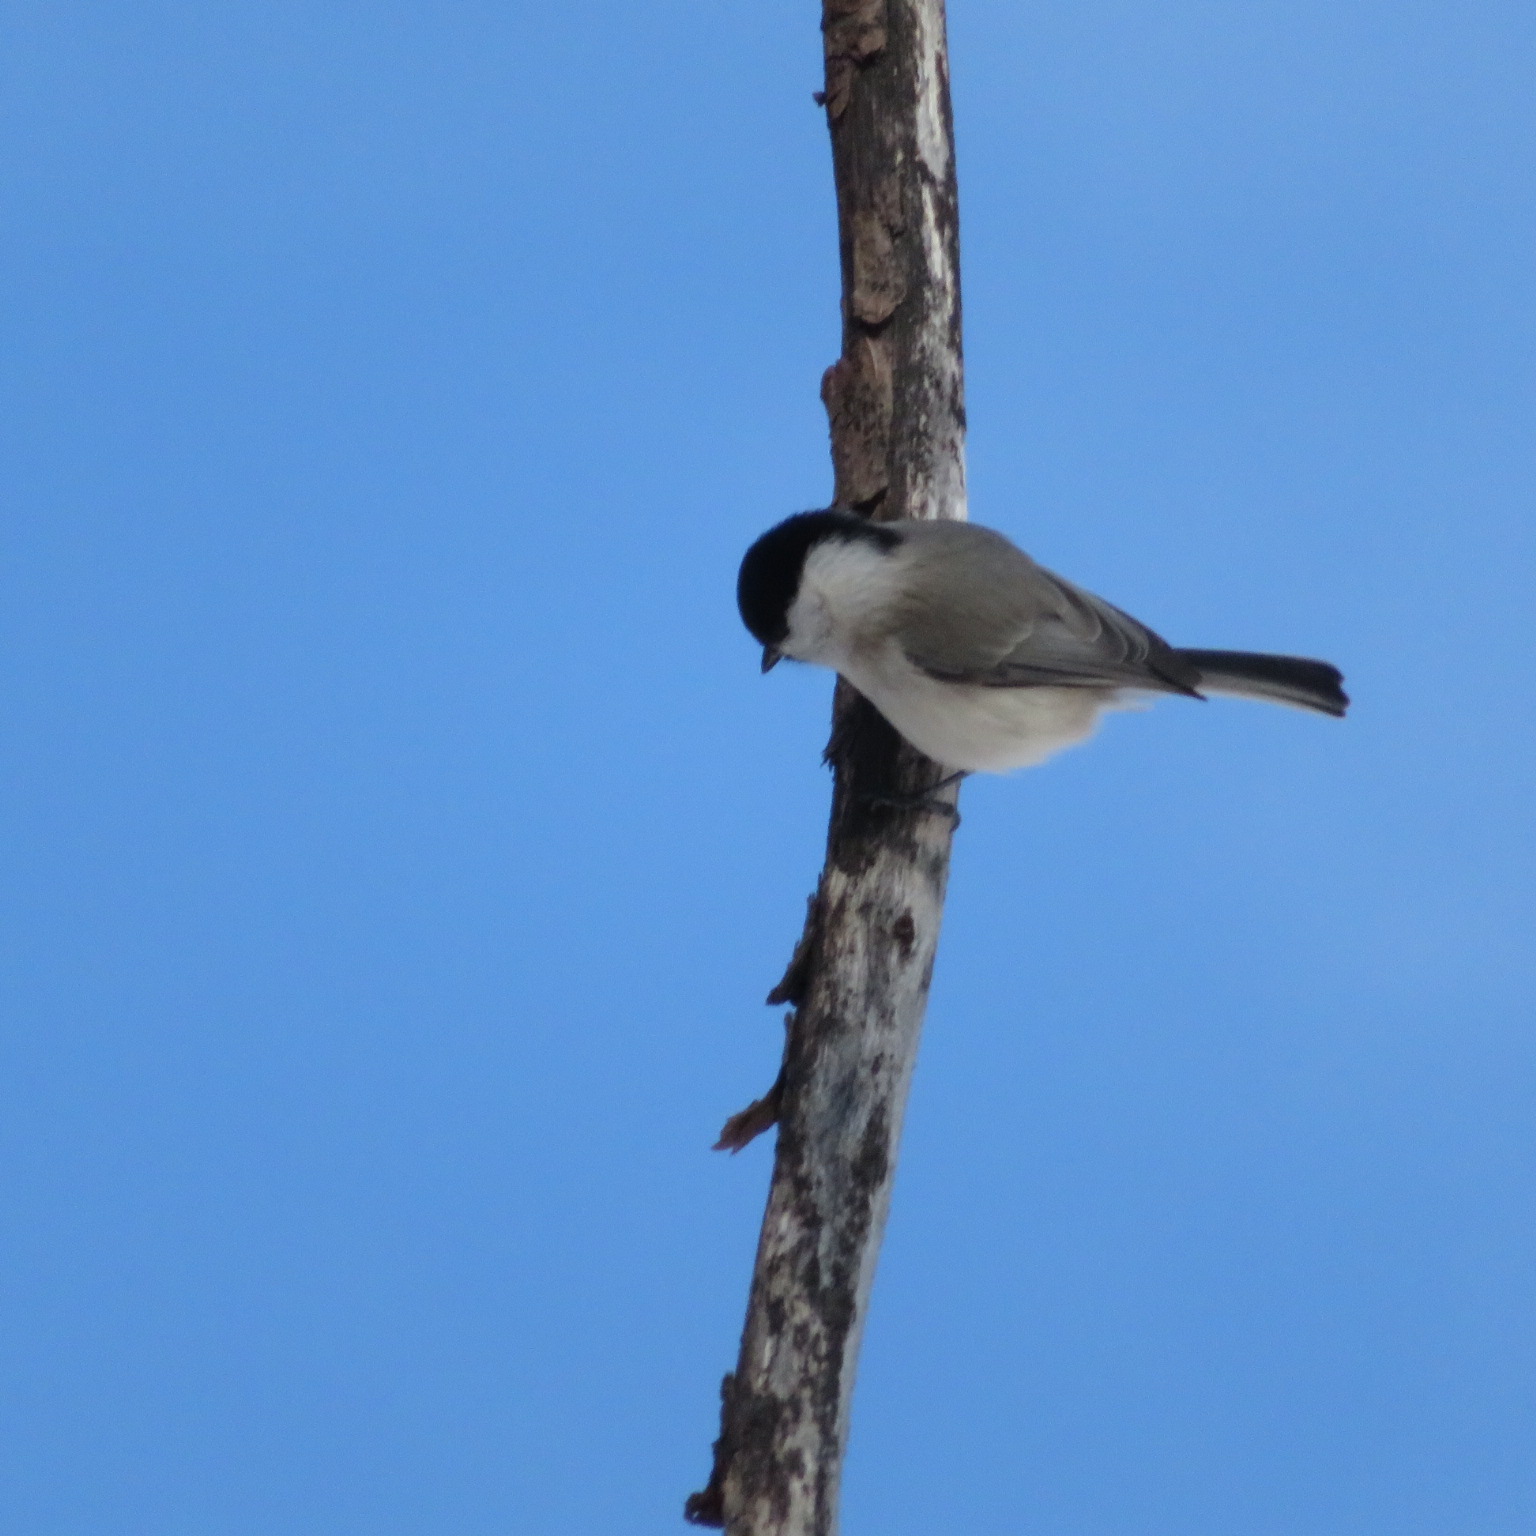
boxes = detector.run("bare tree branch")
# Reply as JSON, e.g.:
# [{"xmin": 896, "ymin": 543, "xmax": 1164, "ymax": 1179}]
[{"xmin": 686, "ymin": 3, "xmax": 967, "ymax": 1532}]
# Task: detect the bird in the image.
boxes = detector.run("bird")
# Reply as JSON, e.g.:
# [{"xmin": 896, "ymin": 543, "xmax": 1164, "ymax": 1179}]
[{"xmin": 737, "ymin": 510, "xmax": 1347, "ymax": 774}]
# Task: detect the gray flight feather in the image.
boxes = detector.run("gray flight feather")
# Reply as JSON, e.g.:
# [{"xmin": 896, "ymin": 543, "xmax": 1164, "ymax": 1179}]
[{"xmin": 887, "ymin": 522, "xmax": 1204, "ymax": 695}]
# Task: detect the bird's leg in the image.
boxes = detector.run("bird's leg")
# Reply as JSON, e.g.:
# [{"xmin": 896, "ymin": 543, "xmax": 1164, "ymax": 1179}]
[{"xmin": 857, "ymin": 770, "xmax": 967, "ymax": 823}]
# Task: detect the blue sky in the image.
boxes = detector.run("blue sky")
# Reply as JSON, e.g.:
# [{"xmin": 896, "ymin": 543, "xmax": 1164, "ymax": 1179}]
[{"xmin": 3, "ymin": 3, "xmax": 1534, "ymax": 1532}]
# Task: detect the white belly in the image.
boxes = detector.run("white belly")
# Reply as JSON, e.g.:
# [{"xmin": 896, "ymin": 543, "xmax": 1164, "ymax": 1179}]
[{"xmin": 840, "ymin": 648, "xmax": 1121, "ymax": 773}]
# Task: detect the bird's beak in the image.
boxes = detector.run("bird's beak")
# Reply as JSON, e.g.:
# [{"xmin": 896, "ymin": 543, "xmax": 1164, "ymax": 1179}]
[{"xmin": 761, "ymin": 646, "xmax": 782, "ymax": 673}]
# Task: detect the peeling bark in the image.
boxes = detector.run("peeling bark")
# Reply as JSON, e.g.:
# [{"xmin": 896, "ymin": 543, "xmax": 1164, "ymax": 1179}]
[{"xmin": 686, "ymin": 3, "xmax": 966, "ymax": 1533}]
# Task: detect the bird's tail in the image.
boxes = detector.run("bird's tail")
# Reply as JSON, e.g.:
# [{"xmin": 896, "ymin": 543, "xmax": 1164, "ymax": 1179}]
[{"xmin": 1175, "ymin": 649, "xmax": 1348, "ymax": 717}]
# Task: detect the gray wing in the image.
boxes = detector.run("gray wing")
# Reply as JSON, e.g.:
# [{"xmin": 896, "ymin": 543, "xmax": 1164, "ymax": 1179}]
[{"xmin": 889, "ymin": 521, "xmax": 1202, "ymax": 694}]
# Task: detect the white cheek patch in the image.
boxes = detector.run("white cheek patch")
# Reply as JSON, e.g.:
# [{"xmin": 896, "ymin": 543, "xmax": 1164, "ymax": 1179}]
[
  {"xmin": 783, "ymin": 538, "xmax": 904, "ymax": 667},
  {"xmin": 782, "ymin": 587, "xmax": 833, "ymax": 660}
]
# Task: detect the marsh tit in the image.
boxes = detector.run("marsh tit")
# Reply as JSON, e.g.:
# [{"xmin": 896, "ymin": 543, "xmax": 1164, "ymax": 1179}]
[{"xmin": 737, "ymin": 511, "xmax": 1347, "ymax": 774}]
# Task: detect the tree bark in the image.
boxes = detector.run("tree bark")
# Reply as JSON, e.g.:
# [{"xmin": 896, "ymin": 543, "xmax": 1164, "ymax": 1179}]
[{"xmin": 685, "ymin": 4, "xmax": 968, "ymax": 1533}]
